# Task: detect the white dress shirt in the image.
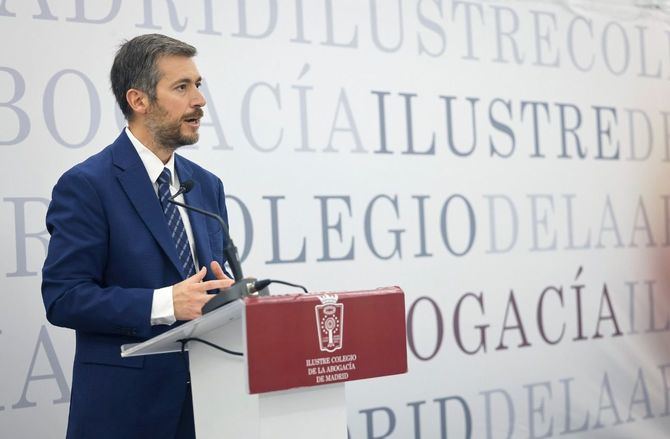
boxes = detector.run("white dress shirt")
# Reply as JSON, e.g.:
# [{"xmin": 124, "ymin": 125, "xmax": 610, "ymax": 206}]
[{"xmin": 125, "ymin": 127, "xmax": 198, "ymax": 326}]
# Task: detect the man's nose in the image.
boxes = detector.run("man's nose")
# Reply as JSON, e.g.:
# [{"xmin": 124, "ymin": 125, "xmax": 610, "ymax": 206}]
[{"xmin": 192, "ymin": 87, "xmax": 206, "ymax": 108}]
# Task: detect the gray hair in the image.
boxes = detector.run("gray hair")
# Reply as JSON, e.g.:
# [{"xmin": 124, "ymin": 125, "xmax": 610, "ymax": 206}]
[{"xmin": 110, "ymin": 33, "xmax": 197, "ymax": 119}]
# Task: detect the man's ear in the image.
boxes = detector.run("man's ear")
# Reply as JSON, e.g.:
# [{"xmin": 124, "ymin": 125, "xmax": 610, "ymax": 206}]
[{"xmin": 126, "ymin": 88, "xmax": 150, "ymax": 115}]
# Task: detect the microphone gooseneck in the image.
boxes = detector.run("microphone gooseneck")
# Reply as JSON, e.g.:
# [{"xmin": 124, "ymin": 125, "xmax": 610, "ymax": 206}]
[
  {"xmin": 167, "ymin": 180, "xmax": 244, "ymax": 282},
  {"xmin": 167, "ymin": 180, "xmax": 307, "ymax": 314}
]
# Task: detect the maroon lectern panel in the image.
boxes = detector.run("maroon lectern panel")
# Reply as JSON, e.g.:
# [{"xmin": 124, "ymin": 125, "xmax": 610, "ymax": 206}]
[{"xmin": 244, "ymin": 286, "xmax": 407, "ymax": 394}]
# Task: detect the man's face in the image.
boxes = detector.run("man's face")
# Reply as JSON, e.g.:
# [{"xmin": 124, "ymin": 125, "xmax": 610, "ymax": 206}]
[{"xmin": 145, "ymin": 55, "xmax": 206, "ymax": 150}]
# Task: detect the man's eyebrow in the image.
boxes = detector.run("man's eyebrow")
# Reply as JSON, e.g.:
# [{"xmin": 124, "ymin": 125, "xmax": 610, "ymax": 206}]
[{"xmin": 169, "ymin": 76, "xmax": 203, "ymax": 86}]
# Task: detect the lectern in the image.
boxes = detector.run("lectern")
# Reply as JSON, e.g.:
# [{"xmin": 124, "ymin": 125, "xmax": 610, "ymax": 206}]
[{"xmin": 121, "ymin": 286, "xmax": 407, "ymax": 439}]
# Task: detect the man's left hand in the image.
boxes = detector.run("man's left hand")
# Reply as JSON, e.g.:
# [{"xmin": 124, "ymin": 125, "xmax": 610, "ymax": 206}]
[{"xmin": 210, "ymin": 261, "xmax": 232, "ymax": 283}]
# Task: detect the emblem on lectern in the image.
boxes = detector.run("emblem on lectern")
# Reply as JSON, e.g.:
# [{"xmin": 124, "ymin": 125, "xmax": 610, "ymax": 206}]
[{"xmin": 315, "ymin": 294, "xmax": 344, "ymax": 352}]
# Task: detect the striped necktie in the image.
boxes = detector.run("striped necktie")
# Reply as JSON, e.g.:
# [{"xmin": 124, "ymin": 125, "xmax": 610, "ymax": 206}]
[{"xmin": 157, "ymin": 167, "xmax": 196, "ymax": 278}]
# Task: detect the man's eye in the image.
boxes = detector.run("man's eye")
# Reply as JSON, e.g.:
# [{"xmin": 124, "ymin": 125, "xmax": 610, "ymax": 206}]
[{"xmin": 176, "ymin": 84, "xmax": 186, "ymax": 91}]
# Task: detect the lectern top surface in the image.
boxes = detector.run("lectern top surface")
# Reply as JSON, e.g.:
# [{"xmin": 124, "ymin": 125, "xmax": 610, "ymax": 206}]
[{"xmin": 121, "ymin": 299, "xmax": 244, "ymax": 357}]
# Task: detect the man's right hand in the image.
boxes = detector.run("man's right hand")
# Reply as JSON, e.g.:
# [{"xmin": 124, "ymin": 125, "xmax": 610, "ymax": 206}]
[{"xmin": 172, "ymin": 267, "xmax": 234, "ymax": 320}]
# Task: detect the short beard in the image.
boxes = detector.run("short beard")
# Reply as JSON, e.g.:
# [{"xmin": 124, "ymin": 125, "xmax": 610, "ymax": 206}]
[{"xmin": 145, "ymin": 102, "xmax": 201, "ymax": 152}]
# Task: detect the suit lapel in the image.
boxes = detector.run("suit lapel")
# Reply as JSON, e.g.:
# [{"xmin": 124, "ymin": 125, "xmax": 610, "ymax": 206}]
[
  {"xmin": 176, "ymin": 156, "xmax": 214, "ymax": 280},
  {"xmin": 111, "ymin": 132, "xmax": 184, "ymax": 277}
]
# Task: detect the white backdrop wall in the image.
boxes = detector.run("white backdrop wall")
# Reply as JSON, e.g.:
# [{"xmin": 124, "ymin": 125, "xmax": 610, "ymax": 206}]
[{"xmin": 2, "ymin": 0, "xmax": 670, "ymax": 438}]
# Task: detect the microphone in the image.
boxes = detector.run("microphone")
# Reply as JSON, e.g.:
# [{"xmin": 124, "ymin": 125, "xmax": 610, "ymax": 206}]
[
  {"xmin": 167, "ymin": 180, "xmax": 267, "ymax": 313},
  {"xmin": 168, "ymin": 180, "xmax": 243, "ymax": 282},
  {"xmin": 172, "ymin": 180, "xmax": 194, "ymax": 199}
]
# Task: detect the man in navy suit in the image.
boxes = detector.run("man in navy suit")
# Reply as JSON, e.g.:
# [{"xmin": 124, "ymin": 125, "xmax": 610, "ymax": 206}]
[{"xmin": 41, "ymin": 34, "xmax": 233, "ymax": 439}]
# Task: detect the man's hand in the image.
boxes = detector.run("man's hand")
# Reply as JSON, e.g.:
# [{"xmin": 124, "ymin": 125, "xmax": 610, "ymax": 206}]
[
  {"xmin": 209, "ymin": 260, "xmax": 231, "ymax": 281},
  {"xmin": 172, "ymin": 266, "xmax": 234, "ymax": 320}
]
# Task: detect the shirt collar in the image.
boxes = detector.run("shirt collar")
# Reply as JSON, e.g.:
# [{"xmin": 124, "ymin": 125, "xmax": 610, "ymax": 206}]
[{"xmin": 125, "ymin": 127, "xmax": 177, "ymax": 187}]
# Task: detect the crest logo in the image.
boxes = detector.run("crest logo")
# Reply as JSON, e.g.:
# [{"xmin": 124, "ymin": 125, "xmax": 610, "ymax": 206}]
[{"xmin": 315, "ymin": 294, "xmax": 344, "ymax": 352}]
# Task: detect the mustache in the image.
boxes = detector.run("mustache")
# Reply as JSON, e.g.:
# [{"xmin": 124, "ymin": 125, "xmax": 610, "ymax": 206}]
[{"xmin": 183, "ymin": 108, "xmax": 204, "ymax": 120}]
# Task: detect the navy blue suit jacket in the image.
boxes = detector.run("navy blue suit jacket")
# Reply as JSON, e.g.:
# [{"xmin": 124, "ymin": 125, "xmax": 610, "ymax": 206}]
[{"xmin": 42, "ymin": 131, "xmax": 228, "ymax": 439}]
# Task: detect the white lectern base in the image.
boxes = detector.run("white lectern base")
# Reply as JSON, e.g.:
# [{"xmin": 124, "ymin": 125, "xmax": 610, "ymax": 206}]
[
  {"xmin": 121, "ymin": 290, "xmax": 407, "ymax": 439},
  {"xmin": 188, "ymin": 304, "xmax": 347, "ymax": 439}
]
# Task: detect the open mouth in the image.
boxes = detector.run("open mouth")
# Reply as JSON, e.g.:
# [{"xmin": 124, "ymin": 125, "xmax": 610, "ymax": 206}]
[{"xmin": 184, "ymin": 117, "xmax": 200, "ymax": 127}]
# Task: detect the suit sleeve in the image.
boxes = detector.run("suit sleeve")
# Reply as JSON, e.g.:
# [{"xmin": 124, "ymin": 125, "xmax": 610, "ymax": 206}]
[
  {"xmin": 217, "ymin": 178, "xmax": 229, "ymax": 232},
  {"xmin": 216, "ymin": 177, "xmax": 233, "ymax": 279},
  {"xmin": 41, "ymin": 169, "xmax": 154, "ymax": 338}
]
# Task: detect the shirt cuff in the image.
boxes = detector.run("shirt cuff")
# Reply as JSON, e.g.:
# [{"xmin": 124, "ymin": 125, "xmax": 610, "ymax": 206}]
[{"xmin": 150, "ymin": 286, "xmax": 176, "ymax": 326}]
